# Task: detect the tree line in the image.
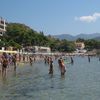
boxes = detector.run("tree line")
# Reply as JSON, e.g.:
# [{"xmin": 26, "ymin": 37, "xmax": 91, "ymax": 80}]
[{"xmin": 0, "ymin": 23, "xmax": 100, "ymax": 52}]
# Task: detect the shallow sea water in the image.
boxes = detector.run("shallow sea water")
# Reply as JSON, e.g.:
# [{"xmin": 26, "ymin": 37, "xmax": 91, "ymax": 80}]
[{"xmin": 0, "ymin": 56, "xmax": 100, "ymax": 100}]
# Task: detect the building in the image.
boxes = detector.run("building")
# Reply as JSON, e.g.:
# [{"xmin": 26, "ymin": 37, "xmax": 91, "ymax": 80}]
[
  {"xmin": 33, "ymin": 46, "xmax": 51, "ymax": 53},
  {"xmin": 75, "ymin": 42, "xmax": 87, "ymax": 53},
  {"xmin": 75, "ymin": 42, "xmax": 85, "ymax": 50},
  {"xmin": 0, "ymin": 17, "xmax": 7, "ymax": 36},
  {"xmin": 23, "ymin": 46, "xmax": 51, "ymax": 54},
  {"xmin": 0, "ymin": 46, "xmax": 18, "ymax": 54}
]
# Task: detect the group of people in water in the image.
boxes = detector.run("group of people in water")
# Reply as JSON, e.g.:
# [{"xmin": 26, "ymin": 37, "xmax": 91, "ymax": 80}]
[
  {"xmin": 0, "ymin": 52, "xmax": 17, "ymax": 77},
  {"xmin": 0, "ymin": 52, "xmax": 37, "ymax": 77},
  {"xmin": 44, "ymin": 56, "xmax": 69, "ymax": 76},
  {"xmin": 0, "ymin": 53, "xmax": 41, "ymax": 77},
  {"xmin": 1, "ymin": 52, "xmax": 99, "ymax": 78},
  {"xmin": 0, "ymin": 52, "xmax": 74, "ymax": 77}
]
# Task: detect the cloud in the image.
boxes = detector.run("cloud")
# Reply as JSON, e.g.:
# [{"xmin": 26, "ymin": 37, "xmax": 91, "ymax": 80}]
[{"xmin": 75, "ymin": 12, "xmax": 100, "ymax": 23}]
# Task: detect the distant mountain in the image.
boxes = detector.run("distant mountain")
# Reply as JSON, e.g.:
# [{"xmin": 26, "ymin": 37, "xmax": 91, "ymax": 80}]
[
  {"xmin": 94, "ymin": 36, "xmax": 100, "ymax": 41},
  {"xmin": 53, "ymin": 34, "xmax": 74, "ymax": 40},
  {"xmin": 53, "ymin": 33, "xmax": 100, "ymax": 41},
  {"xmin": 76, "ymin": 33, "xmax": 100, "ymax": 40}
]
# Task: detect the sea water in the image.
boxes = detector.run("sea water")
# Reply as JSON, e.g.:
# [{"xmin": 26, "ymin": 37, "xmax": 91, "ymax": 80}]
[{"xmin": 0, "ymin": 56, "xmax": 100, "ymax": 100}]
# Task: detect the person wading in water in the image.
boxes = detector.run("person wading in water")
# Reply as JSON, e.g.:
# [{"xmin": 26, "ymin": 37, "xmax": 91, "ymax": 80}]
[
  {"xmin": 61, "ymin": 59, "xmax": 66, "ymax": 76},
  {"xmin": 29, "ymin": 56, "xmax": 33, "ymax": 66},
  {"xmin": 49, "ymin": 57, "xmax": 53, "ymax": 74},
  {"xmin": 12, "ymin": 54, "xmax": 17, "ymax": 71},
  {"xmin": 1, "ymin": 53, "xmax": 8, "ymax": 77}
]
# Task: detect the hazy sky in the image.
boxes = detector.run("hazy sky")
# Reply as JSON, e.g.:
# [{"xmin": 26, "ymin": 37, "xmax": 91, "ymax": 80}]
[{"xmin": 1, "ymin": 0, "xmax": 100, "ymax": 35}]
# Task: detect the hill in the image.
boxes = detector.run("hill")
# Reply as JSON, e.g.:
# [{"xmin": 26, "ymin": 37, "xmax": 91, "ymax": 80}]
[
  {"xmin": 53, "ymin": 33, "xmax": 100, "ymax": 41},
  {"xmin": 94, "ymin": 36, "xmax": 100, "ymax": 41}
]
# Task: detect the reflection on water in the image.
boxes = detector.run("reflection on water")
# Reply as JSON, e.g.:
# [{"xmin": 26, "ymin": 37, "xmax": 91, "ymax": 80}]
[
  {"xmin": 1, "ymin": 76, "xmax": 7, "ymax": 85},
  {"xmin": 0, "ymin": 56, "xmax": 100, "ymax": 100}
]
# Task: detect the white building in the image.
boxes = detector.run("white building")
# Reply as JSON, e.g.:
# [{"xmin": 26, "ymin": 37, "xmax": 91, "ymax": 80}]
[
  {"xmin": 75, "ymin": 42, "xmax": 87, "ymax": 53},
  {"xmin": 33, "ymin": 46, "xmax": 51, "ymax": 53},
  {"xmin": 0, "ymin": 17, "xmax": 7, "ymax": 36},
  {"xmin": 22, "ymin": 46, "xmax": 51, "ymax": 54},
  {"xmin": 75, "ymin": 42, "xmax": 85, "ymax": 50}
]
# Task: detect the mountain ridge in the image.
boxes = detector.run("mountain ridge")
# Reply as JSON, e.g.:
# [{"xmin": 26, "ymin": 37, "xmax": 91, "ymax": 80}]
[{"xmin": 53, "ymin": 33, "xmax": 100, "ymax": 41}]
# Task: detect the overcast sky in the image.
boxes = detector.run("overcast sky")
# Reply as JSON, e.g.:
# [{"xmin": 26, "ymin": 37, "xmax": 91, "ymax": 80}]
[{"xmin": 1, "ymin": 0, "xmax": 100, "ymax": 35}]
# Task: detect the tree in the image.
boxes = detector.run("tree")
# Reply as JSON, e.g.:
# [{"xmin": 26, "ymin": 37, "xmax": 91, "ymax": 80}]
[
  {"xmin": 85, "ymin": 39, "xmax": 100, "ymax": 50},
  {"xmin": 76, "ymin": 38, "xmax": 85, "ymax": 42}
]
